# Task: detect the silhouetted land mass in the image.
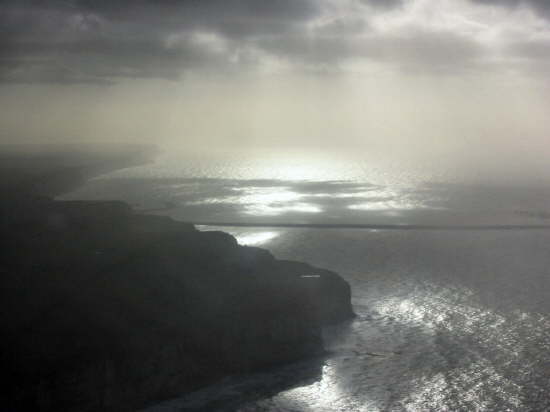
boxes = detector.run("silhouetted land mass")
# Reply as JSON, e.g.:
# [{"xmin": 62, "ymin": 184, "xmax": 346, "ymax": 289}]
[
  {"xmin": 0, "ymin": 145, "xmax": 353, "ymax": 411},
  {"xmin": 0, "ymin": 143, "xmax": 158, "ymax": 197}
]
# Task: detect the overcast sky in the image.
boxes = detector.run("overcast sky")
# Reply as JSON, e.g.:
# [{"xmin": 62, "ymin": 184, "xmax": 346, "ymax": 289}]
[{"xmin": 1, "ymin": 0, "xmax": 549, "ymax": 162}]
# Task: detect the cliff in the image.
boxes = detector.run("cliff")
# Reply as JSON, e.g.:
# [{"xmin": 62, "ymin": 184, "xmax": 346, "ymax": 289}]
[{"xmin": 0, "ymin": 156, "xmax": 353, "ymax": 411}]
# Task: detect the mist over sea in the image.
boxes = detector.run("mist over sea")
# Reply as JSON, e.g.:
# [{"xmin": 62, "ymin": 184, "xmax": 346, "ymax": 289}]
[{"xmin": 61, "ymin": 149, "xmax": 550, "ymax": 411}]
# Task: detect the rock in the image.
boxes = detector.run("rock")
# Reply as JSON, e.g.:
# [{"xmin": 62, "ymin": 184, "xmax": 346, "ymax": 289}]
[
  {"xmin": 0, "ymin": 147, "xmax": 354, "ymax": 411},
  {"xmin": 1, "ymin": 196, "xmax": 354, "ymax": 411}
]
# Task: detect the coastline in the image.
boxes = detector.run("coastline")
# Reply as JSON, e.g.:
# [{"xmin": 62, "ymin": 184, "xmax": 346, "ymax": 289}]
[
  {"xmin": 0, "ymin": 146, "xmax": 354, "ymax": 411},
  {"xmin": 0, "ymin": 143, "xmax": 158, "ymax": 198}
]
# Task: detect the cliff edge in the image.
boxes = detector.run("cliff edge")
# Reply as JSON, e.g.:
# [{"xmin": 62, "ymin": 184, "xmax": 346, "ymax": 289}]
[
  {"xmin": 0, "ymin": 147, "xmax": 353, "ymax": 411},
  {"xmin": 1, "ymin": 185, "xmax": 353, "ymax": 412}
]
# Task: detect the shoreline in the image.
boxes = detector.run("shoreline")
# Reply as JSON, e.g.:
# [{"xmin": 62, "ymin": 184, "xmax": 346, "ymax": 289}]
[{"xmin": 1, "ymin": 146, "xmax": 354, "ymax": 411}]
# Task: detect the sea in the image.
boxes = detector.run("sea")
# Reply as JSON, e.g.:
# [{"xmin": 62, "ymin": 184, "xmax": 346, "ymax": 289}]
[{"xmin": 60, "ymin": 148, "xmax": 550, "ymax": 411}]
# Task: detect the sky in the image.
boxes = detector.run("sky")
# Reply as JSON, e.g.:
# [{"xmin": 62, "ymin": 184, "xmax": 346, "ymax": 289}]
[{"xmin": 1, "ymin": 0, "xmax": 550, "ymax": 163}]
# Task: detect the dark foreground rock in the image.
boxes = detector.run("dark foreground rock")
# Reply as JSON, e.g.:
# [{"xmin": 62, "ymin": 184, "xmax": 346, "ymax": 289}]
[{"xmin": 1, "ymin": 193, "xmax": 353, "ymax": 411}]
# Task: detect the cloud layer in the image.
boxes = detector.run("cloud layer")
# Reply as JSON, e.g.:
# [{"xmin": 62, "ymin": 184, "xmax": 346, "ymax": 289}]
[{"xmin": 1, "ymin": 0, "xmax": 550, "ymax": 83}]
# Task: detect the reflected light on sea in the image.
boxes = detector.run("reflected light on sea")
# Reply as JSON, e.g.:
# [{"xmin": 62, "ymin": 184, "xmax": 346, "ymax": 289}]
[
  {"xmin": 103, "ymin": 148, "xmax": 429, "ymax": 187},
  {"xmin": 234, "ymin": 231, "xmax": 280, "ymax": 246},
  {"xmin": 239, "ymin": 363, "xmax": 378, "ymax": 412},
  {"xmin": 188, "ymin": 186, "xmax": 322, "ymax": 216}
]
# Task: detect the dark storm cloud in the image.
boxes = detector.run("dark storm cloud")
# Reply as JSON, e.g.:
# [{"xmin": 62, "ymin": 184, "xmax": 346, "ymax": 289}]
[
  {"xmin": 1, "ymin": 0, "xmax": 547, "ymax": 84},
  {"xmin": 0, "ymin": 0, "xmax": 321, "ymax": 83}
]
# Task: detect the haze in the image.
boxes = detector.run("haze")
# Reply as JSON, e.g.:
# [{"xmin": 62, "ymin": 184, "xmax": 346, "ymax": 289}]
[
  {"xmin": 1, "ymin": 0, "xmax": 550, "ymax": 168},
  {"xmin": 4, "ymin": 3, "xmax": 550, "ymax": 410}
]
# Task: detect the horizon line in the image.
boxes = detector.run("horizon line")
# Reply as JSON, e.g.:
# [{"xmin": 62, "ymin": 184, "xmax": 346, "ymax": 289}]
[{"xmin": 192, "ymin": 222, "xmax": 550, "ymax": 231}]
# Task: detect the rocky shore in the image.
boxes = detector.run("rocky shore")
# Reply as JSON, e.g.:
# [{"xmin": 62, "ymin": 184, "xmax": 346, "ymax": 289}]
[{"xmin": 0, "ymin": 147, "xmax": 354, "ymax": 411}]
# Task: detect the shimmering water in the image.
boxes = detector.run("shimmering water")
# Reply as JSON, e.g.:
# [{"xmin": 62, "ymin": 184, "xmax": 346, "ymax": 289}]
[
  {"xmin": 63, "ymin": 149, "xmax": 550, "ymax": 227},
  {"xmin": 61, "ymin": 149, "xmax": 550, "ymax": 411},
  {"xmin": 139, "ymin": 228, "xmax": 550, "ymax": 411}
]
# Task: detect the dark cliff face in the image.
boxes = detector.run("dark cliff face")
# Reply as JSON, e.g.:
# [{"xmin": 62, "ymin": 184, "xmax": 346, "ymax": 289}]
[{"xmin": 1, "ymin": 197, "xmax": 353, "ymax": 411}]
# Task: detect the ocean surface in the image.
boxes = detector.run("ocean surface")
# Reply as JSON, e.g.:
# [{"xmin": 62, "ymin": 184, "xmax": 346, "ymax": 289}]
[{"xmin": 61, "ymin": 149, "xmax": 550, "ymax": 411}]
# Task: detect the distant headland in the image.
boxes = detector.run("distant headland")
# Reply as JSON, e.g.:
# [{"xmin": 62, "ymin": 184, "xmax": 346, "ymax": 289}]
[{"xmin": 0, "ymin": 145, "xmax": 354, "ymax": 411}]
